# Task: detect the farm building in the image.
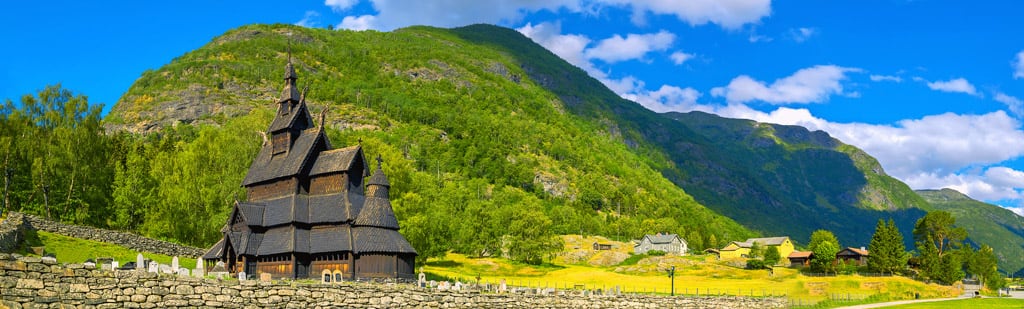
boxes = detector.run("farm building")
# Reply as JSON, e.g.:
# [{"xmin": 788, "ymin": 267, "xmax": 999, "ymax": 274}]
[
  {"xmin": 719, "ymin": 237, "xmax": 795, "ymax": 260},
  {"xmin": 634, "ymin": 233, "xmax": 688, "ymax": 255},
  {"xmin": 836, "ymin": 247, "xmax": 869, "ymax": 266}
]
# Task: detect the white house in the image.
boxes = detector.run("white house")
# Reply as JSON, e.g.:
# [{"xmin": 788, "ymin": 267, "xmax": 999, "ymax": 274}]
[{"xmin": 634, "ymin": 233, "xmax": 688, "ymax": 255}]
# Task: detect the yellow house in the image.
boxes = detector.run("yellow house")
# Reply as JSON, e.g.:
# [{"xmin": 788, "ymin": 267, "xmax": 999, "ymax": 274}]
[{"xmin": 719, "ymin": 237, "xmax": 794, "ymax": 261}]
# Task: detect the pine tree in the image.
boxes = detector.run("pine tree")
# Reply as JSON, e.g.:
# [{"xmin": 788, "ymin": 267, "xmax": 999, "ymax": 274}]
[
  {"xmin": 918, "ymin": 235, "xmax": 940, "ymax": 280},
  {"xmin": 868, "ymin": 219, "xmax": 908, "ymax": 274}
]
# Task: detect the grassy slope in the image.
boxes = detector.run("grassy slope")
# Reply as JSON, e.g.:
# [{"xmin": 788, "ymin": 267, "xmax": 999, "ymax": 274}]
[
  {"xmin": 422, "ymin": 253, "xmax": 958, "ymax": 305},
  {"xmin": 917, "ymin": 189, "xmax": 1024, "ymax": 276},
  {"xmin": 28, "ymin": 231, "xmax": 197, "ymax": 270}
]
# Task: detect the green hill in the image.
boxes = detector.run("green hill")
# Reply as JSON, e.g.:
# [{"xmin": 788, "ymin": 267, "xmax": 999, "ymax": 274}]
[
  {"xmin": 917, "ymin": 189, "xmax": 1024, "ymax": 275},
  {"xmin": 101, "ymin": 23, "xmax": 752, "ymax": 259}
]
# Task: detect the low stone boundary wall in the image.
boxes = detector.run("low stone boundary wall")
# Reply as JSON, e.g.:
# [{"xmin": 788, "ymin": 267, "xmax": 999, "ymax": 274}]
[
  {"xmin": 0, "ymin": 213, "xmax": 28, "ymax": 253},
  {"xmin": 0, "ymin": 254, "xmax": 786, "ymax": 308},
  {"xmin": 21, "ymin": 213, "xmax": 204, "ymax": 258}
]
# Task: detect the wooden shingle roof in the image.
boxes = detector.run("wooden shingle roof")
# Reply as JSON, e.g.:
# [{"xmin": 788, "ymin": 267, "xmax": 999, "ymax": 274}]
[
  {"xmin": 241, "ymin": 129, "xmax": 327, "ymax": 186},
  {"xmin": 310, "ymin": 145, "xmax": 366, "ymax": 177},
  {"xmin": 352, "ymin": 227, "xmax": 417, "ymax": 254}
]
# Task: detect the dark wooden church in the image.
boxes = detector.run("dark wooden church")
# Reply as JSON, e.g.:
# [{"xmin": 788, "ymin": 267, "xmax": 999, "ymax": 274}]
[{"xmin": 203, "ymin": 59, "xmax": 417, "ymax": 280}]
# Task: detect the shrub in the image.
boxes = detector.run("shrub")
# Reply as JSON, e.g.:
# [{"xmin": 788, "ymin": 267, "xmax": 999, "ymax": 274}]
[
  {"xmin": 746, "ymin": 259, "xmax": 767, "ymax": 270},
  {"xmin": 647, "ymin": 250, "xmax": 667, "ymax": 256}
]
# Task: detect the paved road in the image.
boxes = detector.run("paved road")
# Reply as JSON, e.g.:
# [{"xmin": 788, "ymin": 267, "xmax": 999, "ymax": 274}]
[
  {"xmin": 833, "ymin": 297, "xmax": 964, "ymax": 309},
  {"xmin": 835, "ymin": 284, "xmax": 980, "ymax": 309},
  {"xmin": 835, "ymin": 286, "xmax": 1024, "ymax": 309}
]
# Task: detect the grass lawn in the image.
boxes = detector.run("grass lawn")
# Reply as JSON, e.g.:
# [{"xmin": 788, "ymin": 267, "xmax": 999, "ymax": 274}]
[
  {"xmin": 422, "ymin": 251, "xmax": 958, "ymax": 305},
  {"xmin": 32, "ymin": 231, "xmax": 197, "ymax": 270},
  {"xmin": 884, "ymin": 297, "xmax": 1024, "ymax": 308}
]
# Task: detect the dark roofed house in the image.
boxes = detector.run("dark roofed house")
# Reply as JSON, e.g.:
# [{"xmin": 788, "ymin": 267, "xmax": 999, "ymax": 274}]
[
  {"xmin": 203, "ymin": 58, "xmax": 416, "ymax": 280},
  {"xmin": 836, "ymin": 247, "xmax": 869, "ymax": 266}
]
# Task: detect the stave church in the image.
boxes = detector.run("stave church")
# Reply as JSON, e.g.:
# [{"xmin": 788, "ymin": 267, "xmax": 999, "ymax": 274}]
[{"xmin": 202, "ymin": 57, "xmax": 417, "ymax": 280}]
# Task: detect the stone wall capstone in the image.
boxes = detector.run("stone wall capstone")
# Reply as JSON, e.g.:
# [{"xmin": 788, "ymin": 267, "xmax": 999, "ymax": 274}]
[
  {"xmin": 21, "ymin": 213, "xmax": 204, "ymax": 258},
  {"xmin": 0, "ymin": 254, "xmax": 787, "ymax": 309}
]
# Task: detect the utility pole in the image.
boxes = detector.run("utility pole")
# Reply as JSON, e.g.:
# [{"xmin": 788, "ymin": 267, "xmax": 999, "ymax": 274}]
[{"xmin": 668, "ymin": 266, "xmax": 676, "ymax": 296}]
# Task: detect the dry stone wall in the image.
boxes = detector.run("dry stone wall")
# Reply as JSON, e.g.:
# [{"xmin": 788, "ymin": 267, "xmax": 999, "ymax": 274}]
[
  {"xmin": 21, "ymin": 213, "xmax": 204, "ymax": 258},
  {"xmin": 0, "ymin": 213, "xmax": 28, "ymax": 254},
  {"xmin": 0, "ymin": 254, "xmax": 786, "ymax": 309}
]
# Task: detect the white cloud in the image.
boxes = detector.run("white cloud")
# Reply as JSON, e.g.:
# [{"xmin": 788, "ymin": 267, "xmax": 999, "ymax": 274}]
[
  {"xmin": 328, "ymin": 0, "xmax": 769, "ymax": 31},
  {"xmin": 788, "ymin": 27, "xmax": 816, "ymax": 43},
  {"xmin": 717, "ymin": 106, "xmax": 1024, "ymax": 180},
  {"xmin": 926, "ymin": 78, "xmax": 978, "ymax": 96},
  {"xmin": 602, "ymin": 0, "xmax": 772, "ymax": 29},
  {"xmin": 339, "ymin": 15, "xmax": 376, "ymax": 31},
  {"xmin": 995, "ymin": 92, "xmax": 1024, "ymax": 117},
  {"xmin": 295, "ymin": 11, "xmax": 321, "ymax": 28},
  {"xmin": 869, "ymin": 75, "xmax": 902, "ymax": 83},
  {"xmin": 622, "ymin": 84, "xmax": 704, "ymax": 113},
  {"xmin": 708, "ymin": 104, "xmax": 1024, "ymax": 214},
  {"xmin": 585, "ymin": 31, "xmax": 675, "ymax": 63},
  {"xmin": 517, "ymin": 22, "xmax": 596, "ymax": 75},
  {"xmin": 1014, "ymin": 50, "xmax": 1024, "ymax": 79},
  {"xmin": 710, "ymin": 65, "xmax": 859, "ymax": 105},
  {"xmin": 670, "ymin": 51, "xmax": 695, "ymax": 65},
  {"xmin": 325, "ymin": 0, "xmax": 360, "ymax": 11},
  {"xmin": 334, "ymin": 0, "xmax": 582, "ymax": 31}
]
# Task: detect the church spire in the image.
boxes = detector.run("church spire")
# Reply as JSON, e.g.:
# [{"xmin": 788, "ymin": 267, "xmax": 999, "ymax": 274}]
[{"xmin": 279, "ymin": 47, "xmax": 301, "ymax": 104}]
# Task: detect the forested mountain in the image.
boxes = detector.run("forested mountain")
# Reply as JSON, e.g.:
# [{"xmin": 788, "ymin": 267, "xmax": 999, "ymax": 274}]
[
  {"xmin": 6, "ymin": 23, "xmax": 1022, "ymax": 273},
  {"xmin": 13, "ymin": 23, "xmax": 757, "ymax": 263},
  {"xmin": 917, "ymin": 189, "xmax": 1024, "ymax": 276},
  {"xmin": 445, "ymin": 25, "xmax": 929, "ymax": 247}
]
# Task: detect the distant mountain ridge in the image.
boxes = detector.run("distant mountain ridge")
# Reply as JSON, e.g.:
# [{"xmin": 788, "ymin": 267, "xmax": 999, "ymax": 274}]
[
  {"xmin": 446, "ymin": 25, "xmax": 929, "ymax": 246},
  {"xmin": 103, "ymin": 23, "xmax": 1023, "ymax": 274}
]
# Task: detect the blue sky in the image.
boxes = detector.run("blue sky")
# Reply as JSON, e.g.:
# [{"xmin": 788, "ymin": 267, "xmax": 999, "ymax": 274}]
[{"xmin": 3, "ymin": 1, "xmax": 1024, "ymax": 215}]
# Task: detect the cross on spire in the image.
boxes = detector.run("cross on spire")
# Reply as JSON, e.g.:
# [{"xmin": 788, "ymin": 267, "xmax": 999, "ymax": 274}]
[{"xmin": 376, "ymin": 154, "xmax": 384, "ymax": 169}]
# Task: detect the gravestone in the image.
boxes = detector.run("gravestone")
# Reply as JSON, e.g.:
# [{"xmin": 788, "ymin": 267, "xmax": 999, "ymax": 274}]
[
  {"xmin": 321, "ymin": 269, "xmax": 332, "ymax": 283},
  {"xmin": 238, "ymin": 271, "xmax": 246, "ymax": 281},
  {"xmin": 171, "ymin": 256, "xmax": 179, "ymax": 273},
  {"xmin": 84, "ymin": 259, "xmax": 96, "ymax": 269},
  {"xmin": 136, "ymin": 254, "xmax": 145, "ymax": 270},
  {"xmin": 332, "ymin": 270, "xmax": 343, "ymax": 283},
  {"xmin": 418, "ymin": 272, "xmax": 426, "ymax": 288},
  {"xmin": 177, "ymin": 268, "xmax": 190, "ymax": 277},
  {"xmin": 260, "ymin": 272, "xmax": 272, "ymax": 282},
  {"xmin": 194, "ymin": 259, "xmax": 205, "ymax": 277},
  {"xmin": 453, "ymin": 281, "xmax": 462, "ymax": 291},
  {"xmin": 159, "ymin": 264, "xmax": 173, "ymax": 274},
  {"xmin": 499, "ymin": 279, "xmax": 508, "ymax": 293},
  {"xmin": 112, "ymin": 261, "xmax": 119, "ymax": 270},
  {"xmin": 101, "ymin": 263, "xmax": 112, "ymax": 271},
  {"xmin": 148, "ymin": 261, "xmax": 159, "ymax": 273},
  {"xmin": 429, "ymin": 280, "xmax": 437, "ymax": 288}
]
